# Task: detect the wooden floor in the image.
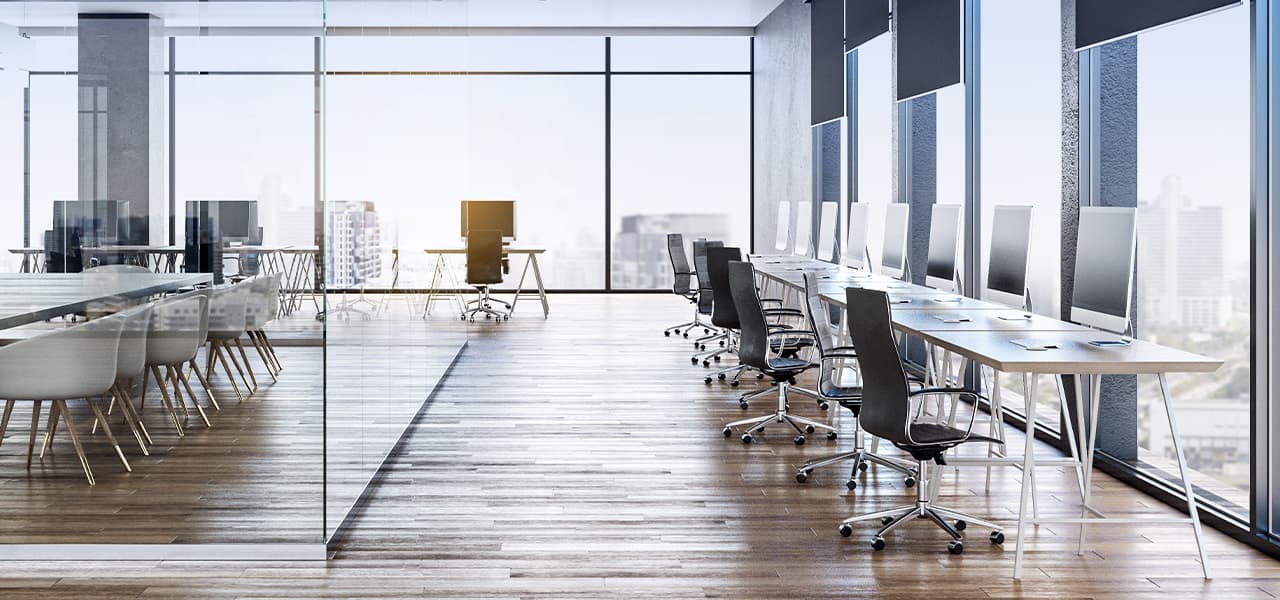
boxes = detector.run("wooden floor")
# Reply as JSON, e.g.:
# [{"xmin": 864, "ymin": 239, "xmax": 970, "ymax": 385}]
[{"xmin": 0, "ymin": 294, "xmax": 1278, "ymax": 598}]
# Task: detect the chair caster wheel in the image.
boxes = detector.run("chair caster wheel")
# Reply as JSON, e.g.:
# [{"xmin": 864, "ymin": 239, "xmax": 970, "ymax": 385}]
[
  {"xmin": 717, "ymin": 373, "xmax": 726, "ymax": 381},
  {"xmin": 989, "ymin": 531, "xmax": 1005, "ymax": 545},
  {"xmin": 954, "ymin": 520, "xmax": 967, "ymax": 531},
  {"xmin": 460, "ymin": 315, "xmax": 467, "ymax": 321},
  {"xmin": 713, "ymin": 356, "xmax": 721, "ymax": 362},
  {"xmin": 741, "ymin": 434, "xmax": 753, "ymax": 444},
  {"xmin": 839, "ymin": 524, "xmax": 853, "ymax": 538},
  {"xmin": 948, "ymin": 541, "xmax": 964, "ymax": 555},
  {"xmin": 804, "ymin": 425, "xmax": 815, "ymax": 434},
  {"xmin": 756, "ymin": 373, "xmax": 765, "ymax": 379},
  {"xmin": 880, "ymin": 516, "xmax": 894, "ymax": 526},
  {"xmin": 858, "ymin": 461, "xmax": 870, "ymax": 473},
  {"xmin": 664, "ymin": 331, "xmax": 671, "ymax": 337},
  {"xmin": 872, "ymin": 537, "xmax": 886, "ymax": 551},
  {"xmin": 503, "ymin": 315, "xmax": 509, "ymax": 321},
  {"xmin": 484, "ymin": 314, "xmax": 491, "ymax": 319},
  {"xmin": 818, "ymin": 402, "xmax": 829, "ymax": 411},
  {"xmin": 793, "ymin": 435, "xmax": 805, "ymax": 446},
  {"xmin": 739, "ymin": 402, "xmax": 749, "ymax": 410},
  {"xmin": 703, "ymin": 328, "xmax": 711, "ymax": 334},
  {"xmin": 704, "ymin": 377, "xmax": 712, "ymax": 385},
  {"xmin": 702, "ymin": 361, "xmax": 710, "ymax": 368},
  {"xmin": 795, "ymin": 471, "xmax": 808, "ymax": 483},
  {"xmin": 904, "ymin": 476, "xmax": 916, "ymax": 487},
  {"xmin": 730, "ymin": 381, "xmax": 740, "ymax": 388},
  {"xmin": 699, "ymin": 345, "xmax": 707, "ymax": 351},
  {"xmin": 723, "ymin": 427, "xmax": 732, "ymax": 438},
  {"xmin": 826, "ymin": 431, "xmax": 838, "ymax": 441},
  {"xmin": 719, "ymin": 341, "xmax": 726, "ymax": 348},
  {"xmin": 691, "ymin": 357, "xmax": 698, "ymax": 364},
  {"xmin": 683, "ymin": 333, "xmax": 690, "ymax": 339},
  {"xmin": 846, "ymin": 479, "xmax": 857, "ymax": 490}
]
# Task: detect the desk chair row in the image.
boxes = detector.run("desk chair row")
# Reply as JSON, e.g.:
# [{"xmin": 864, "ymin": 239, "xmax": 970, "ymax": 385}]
[
  {"xmin": 0, "ymin": 272, "xmax": 284, "ymax": 485},
  {"xmin": 664, "ymin": 254, "xmax": 1006, "ymax": 554}
]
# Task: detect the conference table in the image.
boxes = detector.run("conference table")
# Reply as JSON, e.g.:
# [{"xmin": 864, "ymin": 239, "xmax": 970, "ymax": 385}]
[
  {"xmin": 749, "ymin": 255, "xmax": 1221, "ymax": 580},
  {"xmin": 0, "ymin": 272, "xmax": 212, "ymax": 331}
]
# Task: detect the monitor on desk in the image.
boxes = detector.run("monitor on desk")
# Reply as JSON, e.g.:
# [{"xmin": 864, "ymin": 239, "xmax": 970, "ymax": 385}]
[
  {"xmin": 925, "ymin": 204, "xmax": 961, "ymax": 292},
  {"xmin": 984, "ymin": 205, "xmax": 1033, "ymax": 308},
  {"xmin": 461, "ymin": 200, "xmax": 516, "ymax": 239},
  {"xmin": 843, "ymin": 203, "xmax": 870, "ymax": 271},
  {"xmin": 217, "ymin": 201, "xmax": 259, "ymax": 243},
  {"xmin": 1071, "ymin": 206, "xmax": 1137, "ymax": 334},
  {"xmin": 880, "ymin": 203, "xmax": 910, "ymax": 280},
  {"xmin": 774, "ymin": 201, "xmax": 791, "ymax": 252},
  {"xmin": 817, "ymin": 202, "xmax": 839, "ymax": 263},
  {"xmin": 792, "ymin": 200, "xmax": 813, "ymax": 257}
]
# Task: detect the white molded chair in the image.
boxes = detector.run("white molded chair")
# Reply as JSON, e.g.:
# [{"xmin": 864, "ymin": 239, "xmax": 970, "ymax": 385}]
[
  {"xmin": 205, "ymin": 283, "xmax": 254, "ymax": 402},
  {"xmin": 144, "ymin": 292, "xmax": 215, "ymax": 436},
  {"xmin": 243, "ymin": 274, "xmax": 282, "ymax": 383},
  {"xmin": 0, "ymin": 315, "xmax": 125, "ymax": 485}
]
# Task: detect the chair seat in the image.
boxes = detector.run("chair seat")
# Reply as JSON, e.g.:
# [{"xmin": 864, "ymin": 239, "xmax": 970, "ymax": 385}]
[
  {"xmin": 765, "ymin": 357, "xmax": 811, "ymax": 372},
  {"xmin": 819, "ymin": 377, "xmax": 862, "ymax": 401},
  {"xmin": 769, "ymin": 336, "xmax": 813, "ymax": 350},
  {"xmin": 903, "ymin": 423, "xmax": 1004, "ymax": 447}
]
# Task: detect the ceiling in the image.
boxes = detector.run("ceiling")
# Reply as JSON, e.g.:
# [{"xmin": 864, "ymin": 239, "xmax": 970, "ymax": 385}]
[{"xmin": 0, "ymin": 0, "xmax": 786, "ymax": 29}]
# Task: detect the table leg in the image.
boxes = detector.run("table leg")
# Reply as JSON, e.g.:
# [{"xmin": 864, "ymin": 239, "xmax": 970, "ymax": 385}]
[
  {"xmin": 1158, "ymin": 372, "xmax": 1213, "ymax": 579},
  {"xmin": 1012, "ymin": 371, "xmax": 1040, "ymax": 580},
  {"xmin": 531, "ymin": 254, "xmax": 549, "ymax": 318},
  {"xmin": 1053, "ymin": 375, "xmax": 1087, "ymax": 511}
]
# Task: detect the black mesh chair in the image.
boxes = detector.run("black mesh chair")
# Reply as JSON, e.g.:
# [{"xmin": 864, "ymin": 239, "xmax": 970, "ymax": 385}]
[
  {"xmin": 688, "ymin": 240, "xmax": 725, "ymax": 350},
  {"xmin": 837, "ymin": 287, "xmax": 1004, "ymax": 555},
  {"xmin": 462, "ymin": 229, "xmax": 508, "ymax": 322},
  {"xmin": 720, "ymin": 261, "xmax": 835, "ymax": 446},
  {"xmin": 663, "ymin": 234, "xmax": 711, "ymax": 339},
  {"xmin": 793, "ymin": 274, "xmax": 917, "ymax": 489}
]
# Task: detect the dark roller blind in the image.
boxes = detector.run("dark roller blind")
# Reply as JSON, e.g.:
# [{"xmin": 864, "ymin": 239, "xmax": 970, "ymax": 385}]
[
  {"xmin": 1075, "ymin": 0, "xmax": 1239, "ymax": 50},
  {"xmin": 895, "ymin": 0, "xmax": 962, "ymax": 102},
  {"xmin": 811, "ymin": 0, "xmax": 845, "ymax": 125},
  {"xmin": 845, "ymin": 0, "xmax": 890, "ymax": 52}
]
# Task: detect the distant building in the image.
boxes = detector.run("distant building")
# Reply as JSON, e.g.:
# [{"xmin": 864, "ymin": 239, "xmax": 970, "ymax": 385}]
[
  {"xmin": 1137, "ymin": 176, "xmax": 1232, "ymax": 331},
  {"xmin": 326, "ymin": 201, "xmax": 383, "ymax": 288},
  {"xmin": 612, "ymin": 214, "xmax": 731, "ymax": 289}
]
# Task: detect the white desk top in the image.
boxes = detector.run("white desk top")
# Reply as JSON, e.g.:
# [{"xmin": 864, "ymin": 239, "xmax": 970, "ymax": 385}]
[{"xmin": 0, "ymin": 273, "xmax": 211, "ymax": 330}]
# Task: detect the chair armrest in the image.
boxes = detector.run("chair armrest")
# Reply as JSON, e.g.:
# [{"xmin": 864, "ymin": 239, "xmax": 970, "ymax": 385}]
[
  {"xmin": 904, "ymin": 388, "xmax": 987, "ymax": 445},
  {"xmin": 830, "ymin": 345, "xmax": 858, "ymax": 354},
  {"xmin": 764, "ymin": 308, "xmax": 804, "ymax": 317},
  {"xmin": 768, "ymin": 329, "xmax": 816, "ymax": 338},
  {"xmin": 760, "ymin": 298, "xmax": 784, "ymax": 306},
  {"xmin": 821, "ymin": 353, "xmax": 858, "ymax": 361}
]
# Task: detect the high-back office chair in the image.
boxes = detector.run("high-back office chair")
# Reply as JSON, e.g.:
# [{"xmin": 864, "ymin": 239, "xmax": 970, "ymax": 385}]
[
  {"xmin": 720, "ymin": 261, "xmax": 835, "ymax": 445},
  {"xmin": 700, "ymin": 247, "xmax": 808, "ymax": 384},
  {"xmin": 462, "ymin": 229, "xmax": 509, "ymax": 322},
  {"xmin": 792, "ymin": 274, "xmax": 916, "ymax": 489},
  {"xmin": 837, "ymin": 287, "xmax": 1005, "ymax": 554},
  {"xmin": 688, "ymin": 240, "xmax": 725, "ymax": 352},
  {"xmin": 663, "ymin": 234, "xmax": 711, "ymax": 339},
  {"xmin": 0, "ymin": 315, "xmax": 124, "ymax": 485}
]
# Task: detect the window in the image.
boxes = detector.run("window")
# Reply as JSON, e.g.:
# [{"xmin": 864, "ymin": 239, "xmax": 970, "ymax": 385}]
[{"xmin": 855, "ymin": 34, "xmax": 893, "ymax": 266}]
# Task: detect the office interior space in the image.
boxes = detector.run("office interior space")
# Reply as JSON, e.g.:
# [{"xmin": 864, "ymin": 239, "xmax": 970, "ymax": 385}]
[{"xmin": 0, "ymin": 0, "xmax": 1276, "ymax": 596}]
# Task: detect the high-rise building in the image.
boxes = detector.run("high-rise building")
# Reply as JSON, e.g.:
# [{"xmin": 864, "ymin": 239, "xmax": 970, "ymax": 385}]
[
  {"xmin": 612, "ymin": 213, "xmax": 731, "ymax": 289},
  {"xmin": 326, "ymin": 200, "xmax": 383, "ymax": 288},
  {"xmin": 1137, "ymin": 176, "xmax": 1232, "ymax": 331}
]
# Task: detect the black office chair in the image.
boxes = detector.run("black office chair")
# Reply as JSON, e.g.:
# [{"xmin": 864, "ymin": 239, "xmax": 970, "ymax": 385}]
[
  {"xmin": 461, "ymin": 229, "xmax": 508, "ymax": 322},
  {"xmin": 720, "ymin": 261, "xmax": 835, "ymax": 446},
  {"xmin": 793, "ymin": 274, "xmax": 917, "ymax": 489},
  {"xmin": 700, "ymin": 247, "xmax": 808, "ymax": 384},
  {"xmin": 663, "ymin": 234, "xmax": 711, "ymax": 339},
  {"xmin": 688, "ymin": 240, "xmax": 725, "ymax": 351},
  {"xmin": 837, "ymin": 287, "xmax": 1004, "ymax": 555}
]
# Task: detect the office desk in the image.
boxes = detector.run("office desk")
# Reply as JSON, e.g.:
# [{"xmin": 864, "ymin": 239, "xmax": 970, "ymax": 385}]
[
  {"xmin": 7, "ymin": 248, "xmax": 45, "ymax": 273},
  {"xmin": 223, "ymin": 245, "xmax": 320, "ymax": 315},
  {"xmin": 81, "ymin": 245, "xmax": 185, "ymax": 273},
  {"xmin": 421, "ymin": 248, "xmax": 549, "ymax": 319},
  {"xmin": 0, "ymin": 273, "xmax": 211, "ymax": 330},
  {"xmin": 749, "ymin": 256, "xmax": 1222, "ymax": 580}
]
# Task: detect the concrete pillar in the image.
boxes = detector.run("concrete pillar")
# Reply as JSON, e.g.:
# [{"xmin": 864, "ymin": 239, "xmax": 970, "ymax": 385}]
[{"xmin": 77, "ymin": 13, "xmax": 165, "ymax": 245}]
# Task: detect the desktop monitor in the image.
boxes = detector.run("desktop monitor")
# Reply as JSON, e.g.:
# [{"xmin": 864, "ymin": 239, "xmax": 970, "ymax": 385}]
[
  {"xmin": 843, "ymin": 203, "xmax": 870, "ymax": 270},
  {"xmin": 461, "ymin": 200, "xmax": 516, "ymax": 239},
  {"xmin": 817, "ymin": 202, "xmax": 839, "ymax": 263},
  {"xmin": 880, "ymin": 203, "xmax": 910, "ymax": 280},
  {"xmin": 984, "ymin": 205, "xmax": 1034, "ymax": 308},
  {"xmin": 793, "ymin": 201, "xmax": 813, "ymax": 257},
  {"xmin": 774, "ymin": 201, "xmax": 791, "ymax": 252},
  {"xmin": 216, "ymin": 201, "xmax": 259, "ymax": 242},
  {"xmin": 925, "ymin": 204, "xmax": 962, "ymax": 292},
  {"xmin": 1070, "ymin": 206, "xmax": 1137, "ymax": 334}
]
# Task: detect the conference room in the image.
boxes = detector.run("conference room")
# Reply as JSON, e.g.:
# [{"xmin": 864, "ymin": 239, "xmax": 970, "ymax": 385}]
[{"xmin": 0, "ymin": 0, "xmax": 1275, "ymax": 597}]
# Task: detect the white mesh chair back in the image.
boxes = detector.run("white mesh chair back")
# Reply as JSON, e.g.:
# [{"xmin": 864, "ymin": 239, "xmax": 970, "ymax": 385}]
[
  {"xmin": 114, "ymin": 304, "xmax": 154, "ymax": 379},
  {"xmin": 145, "ymin": 294, "xmax": 207, "ymax": 366},
  {"xmin": 0, "ymin": 317, "xmax": 124, "ymax": 400}
]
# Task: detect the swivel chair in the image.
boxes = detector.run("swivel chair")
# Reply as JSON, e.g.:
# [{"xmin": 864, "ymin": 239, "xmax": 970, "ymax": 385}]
[
  {"xmin": 792, "ymin": 274, "xmax": 916, "ymax": 489},
  {"xmin": 720, "ymin": 261, "xmax": 835, "ymax": 446},
  {"xmin": 699, "ymin": 247, "xmax": 807, "ymax": 385},
  {"xmin": 688, "ymin": 239, "xmax": 724, "ymax": 352},
  {"xmin": 462, "ymin": 229, "xmax": 509, "ymax": 322},
  {"xmin": 837, "ymin": 287, "xmax": 1005, "ymax": 554},
  {"xmin": 662, "ymin": 234, "xmax": 711, "ymax": 339}
]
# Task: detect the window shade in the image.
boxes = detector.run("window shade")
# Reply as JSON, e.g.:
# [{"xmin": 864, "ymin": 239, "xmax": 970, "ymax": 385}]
[{"xmin": 895, "ymin": 0, "xmax": 962, "ymax": 102}]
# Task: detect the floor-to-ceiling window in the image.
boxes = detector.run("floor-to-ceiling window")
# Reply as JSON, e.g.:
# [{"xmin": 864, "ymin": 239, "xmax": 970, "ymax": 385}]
[{"xmin": 855, "ymin": 33, "xmax": 892, "ymax": 266}]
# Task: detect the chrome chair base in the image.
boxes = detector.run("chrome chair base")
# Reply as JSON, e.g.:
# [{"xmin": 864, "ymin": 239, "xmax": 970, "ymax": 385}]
[
  {"xmin": 462, "ymin": 288, "xmax": 510, "ymax": 322},
  {"xmin": 796, "ymin": 420, "xmax": 917, "ymax": 488},
  {"xmin": 722, "ymin": 381, "xmax": 835, "ymax": 445}
]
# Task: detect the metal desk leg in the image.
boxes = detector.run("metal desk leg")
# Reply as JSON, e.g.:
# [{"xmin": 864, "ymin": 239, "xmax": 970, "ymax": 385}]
[
  {"xmin": 1078, "ymin": 375, "xmax": 1103, "ymax": 556},
  {"xmin": 1012, "ymin": 371, "xmax": 1040, "ymax": 580},
  {"xmin": 1158, "ymin": 373, "xmax": 1213, "ymax": 579},
  {"xmin": 531, "ymin": 254, "xmax": 549, "ymax": 318}
]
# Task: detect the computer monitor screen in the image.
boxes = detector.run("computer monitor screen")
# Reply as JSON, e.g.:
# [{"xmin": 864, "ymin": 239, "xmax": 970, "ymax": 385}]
[
  {"xmin": 985, "ymin": 205, "xmax": 1033, "ymax": 307},
  {"xmin": 217, "ymin": 201, "xmax": 257, "ymax": 240},
  {"xmin": 817, "ymin": 202, "xmax": 839, "ymax": 262},
  {"xmin": 461, "ymin": 200, "xmax": 516, "ymax": 239},
  {"xmin": 880, "ymin": 203, "xmax": 910, "ymax": 279},
  {"xmin": 843, "ymin": 203, "xmax": 870, "ymax": 270},
  {"xmin": 774, "ymin": 201, "xmax": 791, "ymax": 252},
  {"xmin": 793, "ymin": 201, "xmax": 813, "ymax": 256},
  {"xmin": 1071, "ymin": 206, "xmax": 1137, "ymax": 334},
  {"xmin": 925, "ymin": 204, "xmax": 961, "ymax": 291}
]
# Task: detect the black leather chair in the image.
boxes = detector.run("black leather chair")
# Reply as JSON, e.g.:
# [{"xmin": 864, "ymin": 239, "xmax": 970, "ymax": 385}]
[
  {"xmin": 698, "ymin": 247, "xmax": 808, "ymax": 384},
  {"xmin": 462, "ymin": 229, "xmax": 508, "ymax": 322},
  {"xmin": 793, "ymin": 274, "xmax": 917, "ymax": 489},
  {"xmin": 720, "ymin": 261, "xmax": 835, "ymax": 446},
  {"xmin": 836, "ymin": 287, "xmax": 1004, "ymax": 555},
  {"xmin": 663, "ymin": 233, "xmax": 711, "ymax": 339},
  {"xmin": 689, "ymin": 240, "xmax": 725, "ymax": 350}
]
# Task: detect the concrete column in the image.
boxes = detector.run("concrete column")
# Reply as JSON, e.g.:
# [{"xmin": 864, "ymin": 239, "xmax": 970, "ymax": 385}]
[
  {"xmin": 77, "ymin": 13, "xmax": 165, "ymax": 245},
  {"xmin": 905, "ymin": 93, "xmax": 937, "ymax": 288}
]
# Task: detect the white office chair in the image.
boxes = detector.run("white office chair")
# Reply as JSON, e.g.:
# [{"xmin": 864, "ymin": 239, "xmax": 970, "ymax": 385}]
[
  {"xmin": 242, "ymin": 275, "xmax": 281, "ymax": 383},
  {"xmin": 0, "ymin": 315, "xmax": 125, "ymax": 485},
  {"xmin": 205, "ymin": 283, "xmax": 254, "ymax": 402},
  {"xmin": 91, "ymin": 304, "xmax": 154, "ymax": 458},
  {"xmin": 144, "ymin": 292, "xmax": 215, "ymax": 436}
]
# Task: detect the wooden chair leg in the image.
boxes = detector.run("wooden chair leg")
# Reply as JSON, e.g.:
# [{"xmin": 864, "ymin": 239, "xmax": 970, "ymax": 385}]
[
  {"xmin": 26, "ymin": 400, "xmax": 41, "ymax": 468},
  {"xmin": 250, "ymin": 334, "xmax": 279, "ymax": 382},
  {"xmin": 54, "ymin": 400, "xmax": 95, "ymax": 485},
  {"xmin": 86, "ymin": 397, "xmax": 130, "ymax": 472},
  {"xmin": 170, "ymin": 365, "xmax": 210, "ymax": 428},
  {"xmin": 234, "ymin": 338, "xmax": 260, "ymax": 392},
  {"xmin": 0, "ymin": 400, "xmax": 14, "ymax": 450},
  {"xmin": 187, "ymin": 358, "xmax": 221, "ymax": 411},
  {"xmin": 112, "ymin": 384, "xmax": 150, "ymax": 455},
  {"xmin": 223, "ymin": 340, "xmax": 254, "ymax": 396},
  {"xmin": 166, "ymin": 367, "xmax": 191, "ymax": 419},
  {"xmin": 39, "ymin": 398, "xmax": 61, "ymax": 458},
  {"xmin": 140, "ymin": 367, "xmax": 149, "ymax": 410},
  {"xmin": 150, "ymin": 365, "xmax": 185, "ymax": 437},
  {"xmin": 214, "ymin": 343, "xmax": 245, "ymax": 403}
]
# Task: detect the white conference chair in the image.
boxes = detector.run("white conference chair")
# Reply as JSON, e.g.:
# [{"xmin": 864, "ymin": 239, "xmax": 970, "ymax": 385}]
[
  {"xmin": 91, "ymin": 304, "xmax": 155, "ymax": 458},
  {"xmin": 204, "ymin": 283, "xmax": 254, "ymax": 402},
  {"xmin": 242, "ymin": 275, "xmax": 281, "ymax": 384},
  {"xmin": 144, "ymin": 292, "xmax": 215, "ymax": 436}
]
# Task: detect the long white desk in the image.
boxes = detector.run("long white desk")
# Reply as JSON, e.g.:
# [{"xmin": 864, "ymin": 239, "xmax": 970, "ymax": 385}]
[
  {"xmin": 0, "ymin": 273, "xmax": 211, "ymax": 330},
  {"xmin": 749, "ymin": 255, "xmax": 1222, "ymax": 579}
]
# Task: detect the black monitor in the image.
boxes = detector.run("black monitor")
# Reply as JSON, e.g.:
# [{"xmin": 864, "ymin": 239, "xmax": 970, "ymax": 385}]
[
  {"xmin": 461, "ymin": 200, "xmax": 516, "ymax": 239},
  {"xmin": 984, "ymin": 205, "xmax": 1034, "ymax": 307},
  {"xmin": 1070, "ymin": 206, "xmax": 1137, "ymax": 334},
  {"xmin": 216, "ymin": 201, "xmax": 259, "ymax": 242}
]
